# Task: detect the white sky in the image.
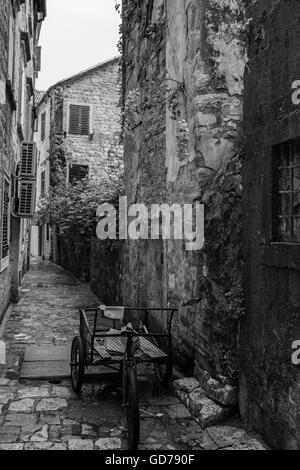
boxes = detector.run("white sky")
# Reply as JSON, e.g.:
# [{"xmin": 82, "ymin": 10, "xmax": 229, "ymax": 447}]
[{"xmin": 36, "ymin": 0, "xmax": 120, "ymax": 91}]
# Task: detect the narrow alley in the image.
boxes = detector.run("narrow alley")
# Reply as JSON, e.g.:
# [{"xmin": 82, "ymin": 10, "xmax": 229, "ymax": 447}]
[{"xmin": 0, "ymin": 260, "xmax": 266, "ymax": 451}]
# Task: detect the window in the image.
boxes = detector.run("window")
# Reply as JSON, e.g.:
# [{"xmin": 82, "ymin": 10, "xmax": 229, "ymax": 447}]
[
  {"xmin": 1, "ymin": 177, "xmax": 10, "ymax": 271},
  {"xmin": 40, "ymin": 170, "xmax": 45, "ymax": 197},
  {"xmin": 69, "ymin": 104, "xmax": 90, "ymax": 135},
  {"xmin": 273, "ymin": 139, "xmax": 300, "ymax": 243},
  {"xmin": 69, "ymin": 164, "xmax": 89, "ymax": 184},
  {"xmin": 7, "ymin": 2, "xmax": 16, "ymax": 86},
  {"xmin": 35, "ymin": 46, "xmax": 42, "ymax": 76},
  {"xmin": 41, "ymin": 112, "xmax": 46, "ymax": 140}
]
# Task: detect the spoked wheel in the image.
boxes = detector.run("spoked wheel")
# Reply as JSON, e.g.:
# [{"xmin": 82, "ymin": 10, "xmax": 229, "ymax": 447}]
[
  {"xmin": 154, "ymin": 354, "xmax": 173, "ymax": 387},
  {"xmin": 125, "ymin": 365, "xmax": 140, "ymax": 450},
  {"xmin": 70, "ymin": 336, "xmax": 85, "ymax": 393}
]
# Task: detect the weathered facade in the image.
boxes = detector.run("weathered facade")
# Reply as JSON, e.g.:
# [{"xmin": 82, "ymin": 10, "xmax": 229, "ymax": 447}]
[
  {"xmin": 122, "ymin": 0, "xmax": 300, "ymax": 450},
  {"xmin": 241, "ymin": 0, "xmax": 300, "ymax": 450},
  {"xmin": 31, "ymin": 57, "xmax": 123, "ymax": 266},
  {"xmin": 0, "ymin": 0, "xmax": 46, "ymax": 320},
  {"xmin": 31, "ymin": 58, "xmax": 123, "ymax": 304},
  {"xmin": 122, "ymin": 0, "xmax": 246, "ymax": 377}
]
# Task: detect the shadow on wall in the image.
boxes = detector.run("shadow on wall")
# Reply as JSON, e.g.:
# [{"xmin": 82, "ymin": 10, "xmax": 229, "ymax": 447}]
[{"xmin": 55, "ymin": 235, "xmax": 123, "ymax": 305}]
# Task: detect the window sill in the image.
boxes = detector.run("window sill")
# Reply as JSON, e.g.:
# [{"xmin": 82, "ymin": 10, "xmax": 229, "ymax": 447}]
[
  {"xmin": 67, "ymin": 133, "xmax": 90, "ymax": 138},
  {"xmin": 263, "ymin": 243, "xmax": 300, "ymax": 270}
]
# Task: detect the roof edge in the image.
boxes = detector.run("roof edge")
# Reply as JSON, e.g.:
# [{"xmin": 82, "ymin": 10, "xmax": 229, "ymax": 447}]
[{"xmin": 37, "ymin": 55, "xmax": 121, "ymax": 107}]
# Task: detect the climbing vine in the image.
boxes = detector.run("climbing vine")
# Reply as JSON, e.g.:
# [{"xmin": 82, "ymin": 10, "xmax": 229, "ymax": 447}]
[
  {"xmin": 199, "ymin": 149, "xmax": 244, "ymax": 379},
  {"xmin": 201, "ymin": 153, "xmax": 244, "ymax": 312},
  {"xmin": 176, "ymin": 119, "xmax": 190, "ymax": 162},
  {"xmin": 122, "ymin": 88, "xmax": 142, "ymax": 146}
]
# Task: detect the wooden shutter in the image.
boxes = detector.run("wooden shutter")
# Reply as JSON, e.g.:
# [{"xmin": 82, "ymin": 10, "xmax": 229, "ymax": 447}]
[
  {"xmin": 69, "ymin": 105, "xmax": 90, "ymax": 135},
  {"xmin": 41, "ymin": 112, "xmax": 46, "ymax": 140},
  {"xmin": 18, "ymin": 180, "xmax": 36, "ymax": 217},
  {"xmin": 80, "ymin": 106, "xmax": 90, "ymax": 135},
  {"xmin": 20, "ymin": 142, "xmax": 37, "ymax": 178},
  {"xmin": 41, "ymin": 170, "xmax": 45, "ymax": 197},
  {"xmin": 35, "ymin": 46, "xmax": 41, "ymax": 73},
  {"xmin": 69, "ymin": 164, "xmax": 89, "ymax": 183},
  {"xmin": 1, "ymin": 179, "xmax": 10, "ymax": 260},
  {"xmin": 69, "ymin": 105, "xmax": 80, "ymax": 135}
]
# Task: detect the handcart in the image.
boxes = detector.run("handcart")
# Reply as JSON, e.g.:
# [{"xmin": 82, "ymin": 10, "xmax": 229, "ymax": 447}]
[{"xmin": 70, "ymin": 305, "xmax": 178, "ymax": 449}]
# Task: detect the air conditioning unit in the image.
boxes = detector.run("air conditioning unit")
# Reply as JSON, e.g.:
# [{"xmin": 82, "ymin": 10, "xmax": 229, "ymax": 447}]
[
  {"xmin": 20, "ymin": 141, "xmax": 37, "ymax": 178},
  {"xmin": 17, "ymin": 180, "xmax": 36, "ymax": 218}
]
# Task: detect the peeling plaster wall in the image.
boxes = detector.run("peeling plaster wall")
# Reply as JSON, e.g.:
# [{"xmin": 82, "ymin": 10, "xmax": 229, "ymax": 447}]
[{"xmin": 122, "ymin": 0, "xmax": 246, "ymax": 376}]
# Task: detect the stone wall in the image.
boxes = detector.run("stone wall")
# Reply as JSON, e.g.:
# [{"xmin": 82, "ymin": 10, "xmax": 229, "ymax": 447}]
[
  {"xmin": 90, "ymin": 237, "xmax": 123, "ymax": 305},
  {"xmin": 0, "ymin": 0, "xmax": 11, "ymax": 320},
  {"xmin": 61, "ymin": 59, "xmax": 123, "ymax": 182},
  {"xmin": 241, "ymin": 0, "xmax": 300, "ymax": 450},
  {"xmin": 41, "ymin": 59, "xmax": 124, "ymax": 299},
  {"xmin": 122, "ymin": 0, "xmax": 246, "ymax": 378},
  {"xmin": 1, "ymin": 0, "xmax": 43, "ymax": 318}
]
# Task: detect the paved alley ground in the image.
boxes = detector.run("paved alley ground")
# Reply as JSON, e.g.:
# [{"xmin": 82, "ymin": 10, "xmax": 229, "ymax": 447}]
[{"xmin": 0, "ymin": 260, "xmax": 267, "ymax": 450}]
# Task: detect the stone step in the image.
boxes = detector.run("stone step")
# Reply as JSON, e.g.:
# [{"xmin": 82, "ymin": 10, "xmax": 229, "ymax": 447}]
[{"xmin": 173, "ymin": 378, "xmax": 234, "ymax": 428}]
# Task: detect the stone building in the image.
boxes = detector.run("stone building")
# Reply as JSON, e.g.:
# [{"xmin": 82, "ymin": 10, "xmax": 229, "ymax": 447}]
[
  {"xmin": 0, "ymin": 0, "xmax": 46, "ymax": 321},
  {"xmin": 122, "ymin": 0, "xmax": 246, "ymax": 384},
  {"xmin": 241, "ymin": 0, "xmax": 300, "ymax": 450},
  {"xmin": 31, "ymin": 58, "xmax": 123, "ymax": 271},
  {"xmin": 121, "ymin": 0, "xmax": 299, "ymax": 449}
]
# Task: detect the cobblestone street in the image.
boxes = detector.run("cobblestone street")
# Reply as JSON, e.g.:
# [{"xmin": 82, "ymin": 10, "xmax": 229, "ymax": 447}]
[{"xmin": 0, "ymin": 260, "xmax": 267, "ymax": 450}]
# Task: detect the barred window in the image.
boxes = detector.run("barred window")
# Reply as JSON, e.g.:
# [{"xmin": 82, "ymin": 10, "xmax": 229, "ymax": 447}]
[
  {"xmin": 1, "ymin": 178, "xmax": 10, "ymax": 263},
  {"xmin": 69, "ymin": 105, "xmax": 90, "ymax": 136},
  {"xmin": 273, "ymin": 139, "xmax": 300, "ymax": 242}
]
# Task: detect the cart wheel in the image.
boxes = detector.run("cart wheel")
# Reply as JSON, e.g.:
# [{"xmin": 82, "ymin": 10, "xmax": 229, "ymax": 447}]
[
  {"xmin": 71, "ymin": 336, "xmax": 85, "ymax": 393},
  {"xmin": 125, "ymin": 366, "xmax": 140, "ymax": 450},
  {"xmin": 154, "ymin": 356, "xmax": 173, "ymax": 387}
]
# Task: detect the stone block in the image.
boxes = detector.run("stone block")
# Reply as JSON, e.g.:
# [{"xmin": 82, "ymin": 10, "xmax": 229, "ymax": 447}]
[
  {"xmin": 30, "ymin": 425, "xmax": 49, "ymax": 442},
  {"xmin": 0, "ymin": 443, "xmax": 24, "ymax": 450},
  {"xmin": 95, "ymin": 438, "xmax": 121, "ymax": 450},
  {"xmin": 195, "ymin": 365, "xmax": 238, "ymax": 406},
  {"xmin": 184, "ymin": 388, "xmax": 233, "ymax": 428},
  {"xmin": 17, "ymin": 386, "xmax": 50, "ymax": 399},
  {"xmin": 207, "ymin": 425, "xmax": 267, "ymax": 450},
  {"xmin": 68, "ymin": 439, "xmax": 94, "ymax": 451},
  {"xmin": 36, "ymin": 398, "xmax": 67, "ymax": 412},
  {"xmin": 8, "ymin": 398, "xmax": 35, "ymax": 413},
  {"xmin": 173, "ymin": 378, "xmax": 200, "ymax": 394}
]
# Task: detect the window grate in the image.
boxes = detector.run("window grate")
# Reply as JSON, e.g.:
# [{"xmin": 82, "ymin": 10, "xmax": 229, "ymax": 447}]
[{"xmin": 273, "ymin": 139, "xmax": 300, "ymax": 242}]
